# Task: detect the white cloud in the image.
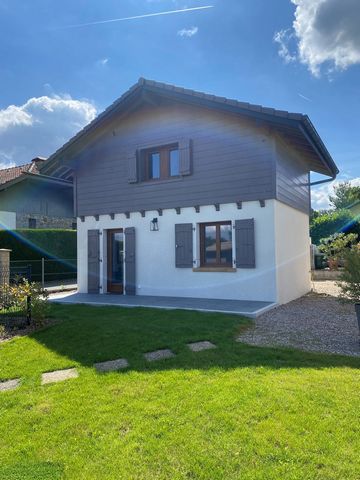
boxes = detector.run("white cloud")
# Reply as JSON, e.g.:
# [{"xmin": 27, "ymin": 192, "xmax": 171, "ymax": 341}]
[
  {"xmin": 311, "ymin": 177, "xmax": 360, "ymax": 210},
  {"xmin": 177, "ymin": 26, "xmax": 198, "ymax": 37},
  {"xmin": 275, "ymin": 0, "xmax": 360, "ymax": 76},
  {"xmin": 0, "ymin": 95, "xmax": 97, "ymax": 167},
  {"xmin": 96, "ymin": 57, "xmax": 109, "ymax": 67},
  {"xmin": 273, "ymin": 29, "xmax": 297, "ymax": 63}
]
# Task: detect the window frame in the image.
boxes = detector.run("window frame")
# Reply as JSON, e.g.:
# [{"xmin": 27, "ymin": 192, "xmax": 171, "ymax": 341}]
[
  {"xmin": 142, "ymin": 143, "xmax": 180, "ymax": 182},
  {"xmin": 199, "ymin": 221, "xmax": 233, "ymax": 268},
  {"xmin": 28, "ymin": 218, "xmax": 37, "ymax": 229}
]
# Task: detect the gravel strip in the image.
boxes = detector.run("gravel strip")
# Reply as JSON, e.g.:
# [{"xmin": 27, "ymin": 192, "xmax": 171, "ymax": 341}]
[{"xmin": 237, "ymin": 291, "xmax": 359, "ymax": 357}]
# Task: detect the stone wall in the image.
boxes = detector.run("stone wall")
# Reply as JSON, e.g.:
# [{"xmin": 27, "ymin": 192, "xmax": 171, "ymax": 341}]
[{"xmin": 16, "ymin": 213, "xmax": 76, "ymax": 230}]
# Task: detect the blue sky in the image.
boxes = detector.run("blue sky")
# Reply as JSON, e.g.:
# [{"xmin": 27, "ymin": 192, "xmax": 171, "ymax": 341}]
[{"xmin": 1, "ymin": 0, "xmax": 360, "ymax": 208}]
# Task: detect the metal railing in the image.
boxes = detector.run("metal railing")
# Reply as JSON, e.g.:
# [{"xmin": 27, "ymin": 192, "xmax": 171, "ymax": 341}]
[{"xmin": 10, "ymin": 258, "xmax": 77, "ymax": 287}]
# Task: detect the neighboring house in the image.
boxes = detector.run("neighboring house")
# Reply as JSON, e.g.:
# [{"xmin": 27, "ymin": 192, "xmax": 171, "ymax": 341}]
[
  {"xmin": 41, "ymin": 78, "xmax": 338, "ymax": 304},
  {"xmin": 0, "ymin": 157, "xmax": 75, "ymax": 230}
]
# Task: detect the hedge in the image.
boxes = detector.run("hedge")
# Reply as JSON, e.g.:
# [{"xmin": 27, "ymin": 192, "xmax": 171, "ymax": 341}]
[
  {"xmin": 0, "ymin": 229, "xmax": 77, "ymax": 282},
  {"xmin": 310, "ymin": 209, "xmax": 360, "ymax": 245}
]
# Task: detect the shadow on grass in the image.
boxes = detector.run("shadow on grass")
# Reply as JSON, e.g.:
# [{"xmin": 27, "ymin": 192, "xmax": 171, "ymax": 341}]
[{"xmin": 30, "ymin": 304, "xmax": 360, "ymax": 372}]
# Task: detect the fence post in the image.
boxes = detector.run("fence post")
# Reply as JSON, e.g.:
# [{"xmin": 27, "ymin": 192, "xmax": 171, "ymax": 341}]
[
  {"xmin": 42, "ymin": 257, "xmax": 45, "ymax": 288},
  {"xmin": 26, "ymin": 295, "xmax": 31, "ymax": 325}
]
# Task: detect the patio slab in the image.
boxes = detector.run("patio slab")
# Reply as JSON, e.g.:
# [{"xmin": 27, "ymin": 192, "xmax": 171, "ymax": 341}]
[
  {"xmin": 94, "ymin": 358, "xmax": 129, "ymax": 372},
  {"xmin": 144, "ymin": 349, "xmax": 176, "ymax": 362},
  {"xmin": 0, "ymin": 379, "xmax": 20, "ymax": 392},
  {"xmin": 187, "ymin": 341, "xmax": 217, "ymax": 352},
  {"xmin": 51, "ymin": 293, "xmax": 276, "ymax": 318},
  {"xmin": 41, "ymin": 368, "xmax": 79, "ymax": 385}
]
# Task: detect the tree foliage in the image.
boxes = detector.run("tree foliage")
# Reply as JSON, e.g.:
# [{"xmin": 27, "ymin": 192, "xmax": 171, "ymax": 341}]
[
  {"xmin": 338, "ymin": 246, "xmax": 360, "ymax": 303},
  {"xmin": 329, "ymin": 181, "xmax": 360, "ymax": 210},
  {"xmin": 310, "ymin": 209, "xmax": 360, "ymax": 245}
]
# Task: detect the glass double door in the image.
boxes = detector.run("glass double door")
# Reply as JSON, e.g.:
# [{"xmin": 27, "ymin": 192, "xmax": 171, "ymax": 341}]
[{"xmin": 107, "ymin": 229, "xmax": 124, "ymax": 294}]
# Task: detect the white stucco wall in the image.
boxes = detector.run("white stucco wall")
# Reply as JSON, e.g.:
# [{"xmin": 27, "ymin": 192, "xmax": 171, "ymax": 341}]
[
  {"xmin": 0, "ymin": 211, "xmax": 16, "ymax": 230},
  {"xmin": 77, "ymin": 201, "xmax": 278, "ymax": 302},
  {"xmin": 274, "ymin": 201, "xmax": 311, "ymax": 304}
]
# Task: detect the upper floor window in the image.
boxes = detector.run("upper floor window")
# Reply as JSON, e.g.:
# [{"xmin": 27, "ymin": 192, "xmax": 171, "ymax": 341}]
[{"xmin": 142, "ymin": 144, "xmax": 180, "ymax": 181}]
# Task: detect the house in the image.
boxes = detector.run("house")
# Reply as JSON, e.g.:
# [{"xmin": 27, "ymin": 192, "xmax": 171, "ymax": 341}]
[
  {"xmin": 40, "ymin": 78, "xmax": 338, "ymax": 305},
  {"xmin": 0, "ymin": 157, "xmax": 75, "ymax": 230}
]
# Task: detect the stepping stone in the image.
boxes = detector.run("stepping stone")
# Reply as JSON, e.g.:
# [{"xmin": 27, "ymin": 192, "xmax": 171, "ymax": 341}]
[
  {"xmin": 144, "ymin": 349, "xmax": 175, "ymax": 362},
  {"xmin": 94, "ymin": 358, "xmax": 129, "ymax": 373},
  {"xmin": 41, "ymin": 368, "xmax": 78, "ymax": 385},
  {"xmin": 0, "ymin": 379, "xmax": 20, "ymax": 392},
  {"xmin": 187, "ymin": 341, "xmax": 217, "ymax": 352}
]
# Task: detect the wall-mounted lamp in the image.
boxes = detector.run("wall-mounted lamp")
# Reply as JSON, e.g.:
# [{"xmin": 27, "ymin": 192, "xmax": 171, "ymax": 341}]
[{"xmin": 150, "ymin": 218, "xmax": 159, "ymax": 231}]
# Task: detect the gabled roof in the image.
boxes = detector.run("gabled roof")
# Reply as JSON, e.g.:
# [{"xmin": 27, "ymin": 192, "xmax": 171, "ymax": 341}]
[{"xmin": 41, "ymin": 78, "xmax": 339, "ymax": 178}]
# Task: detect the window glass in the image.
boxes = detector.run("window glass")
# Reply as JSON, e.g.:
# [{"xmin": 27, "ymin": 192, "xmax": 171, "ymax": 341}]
[
  {"xmin": 204, "ymin": 225, "xmax": 217, "ymax": 264},
  {"xmin": 112, "ymin": 232, "xmax": 124, "ymax": 284},
  {"xmin": 149, "ymin": 152, "xmax": 160, "ymax": 179},
  {"xmin": 170, "ymin": 149, "xmax": 180, "ymax": 176},
  {"xmin": 220, "ymin": 224, "xmax": 232, "ymax": 264}
]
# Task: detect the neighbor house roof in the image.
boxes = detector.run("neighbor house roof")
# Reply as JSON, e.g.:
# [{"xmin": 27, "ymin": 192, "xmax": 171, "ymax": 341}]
[
  {"xmin": 40, "ymin": 78, "xmax": 339, "ymax": 178},
  {"xmin": 0, "ymin": 158, "xmax": 44, "ymax": 186},
  {"xmin": 0, "ymin": 157, "xmax": 72, "ymax": 191}
]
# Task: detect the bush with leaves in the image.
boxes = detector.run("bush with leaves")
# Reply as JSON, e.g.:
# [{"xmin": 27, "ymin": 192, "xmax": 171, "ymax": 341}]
[
  {"xmin": 318, "ymin": 233, "xmax": 358, "ymax": 269},
  {"xmin": 1, "ymin": 280, "xmax": 49, "ymax": 327},
  {"xmin": 338, "ymin": 245, "xmax": 360, "ymax": 304},
  {"xmin": 310, "ymin": 209, "xmax": 360, "ymax": 245}
]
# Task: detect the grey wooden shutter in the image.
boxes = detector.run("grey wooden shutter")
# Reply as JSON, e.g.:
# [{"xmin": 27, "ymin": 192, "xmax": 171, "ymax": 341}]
[
  {"xmin": 235, "ymin": 219, "xmax": 255, "ymax": 268},
  {"xmin": 175, "ymin": 223, "xmax": 193, "ymax": 268},
  {"xmin": 125, "ymin": 227, "xmax": 136, "ymax": 295},
  {"xmin": 88, "ymin": 229, "xmax": 100, "ymax": 293},
  {"xmin": 127, "ymin": 150, "xmax": 139, "ymax": 183},
  {"xmin": 179, "ymin": 138, "xmax": 192, "ymax": 176}
]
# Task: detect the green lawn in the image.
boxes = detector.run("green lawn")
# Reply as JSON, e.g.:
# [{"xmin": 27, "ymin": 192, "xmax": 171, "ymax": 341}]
[{"xmin": 0, "ymin": 304, "xmax": 359, "ymax": 480}]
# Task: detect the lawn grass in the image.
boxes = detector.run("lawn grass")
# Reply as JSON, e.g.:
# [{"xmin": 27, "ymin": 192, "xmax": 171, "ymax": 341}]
[{"xmin": 0, "ymin": 304, "xmax": 359, "ymax": 479}]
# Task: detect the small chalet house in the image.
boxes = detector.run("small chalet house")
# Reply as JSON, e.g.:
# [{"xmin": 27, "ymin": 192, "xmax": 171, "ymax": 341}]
[
  {"xmin": 41, "ymin": 79, "xmax": 338, "ymax": 305},
  {"xmin": 0, "ymin": 157, "xmax": 74, "ymax": 230}
]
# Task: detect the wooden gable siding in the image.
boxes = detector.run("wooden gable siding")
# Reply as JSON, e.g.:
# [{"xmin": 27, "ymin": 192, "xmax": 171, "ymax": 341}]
[
  {"xmin": 75, "ymin": 103, "xmax": 276, "ymax": 216},
  {"xmin": 275, "ymin": 137, "xmax": 310, "ymax": 214}
]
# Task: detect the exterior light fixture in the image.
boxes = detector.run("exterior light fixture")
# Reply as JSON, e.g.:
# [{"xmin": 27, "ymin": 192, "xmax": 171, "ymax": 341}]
[{"xmin": 150, "ymin": 218, "xmax": 159, "ymax": 231}]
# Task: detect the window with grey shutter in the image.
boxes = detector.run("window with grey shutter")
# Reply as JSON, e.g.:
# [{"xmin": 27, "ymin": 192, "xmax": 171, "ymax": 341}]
[
  {"xmin": 175, "ymin": 223, "xmax": 193, "ymax": 268},
  {"xmin": 127, "ymin": 150, "xmax": 139, "ymax": 183},
  {"xmin": 125, "ymin": 227, "xmax": 136, "ymax": 295},
  {"xmin": 179, "ymin": 138, "xmax": 192, "ymax": 176},
  {"xmin": 235, "ymin": 219, "xmax": 255, "ymax": 268},
  {"xmin": 88, "ymin": 229, "xmax": 100, "ymax": 293}
]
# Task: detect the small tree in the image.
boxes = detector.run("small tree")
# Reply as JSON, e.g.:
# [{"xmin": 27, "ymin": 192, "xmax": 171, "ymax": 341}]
[
  {"xmin": 338, "ymin": 246, "xmax": 360, "ymax": 304},
  {"xmin": 318, "ymin": 233, "xmax": 358, "ymax": 270},
  {"xmin": 329, "ymin": 181, "xmax": 360, "ymax": 210}
]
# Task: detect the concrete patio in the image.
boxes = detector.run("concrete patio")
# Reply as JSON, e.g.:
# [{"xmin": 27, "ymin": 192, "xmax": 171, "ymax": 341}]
[{"xmin": 50, "ymin": 292, "xmax": 276, "ymax": 318}]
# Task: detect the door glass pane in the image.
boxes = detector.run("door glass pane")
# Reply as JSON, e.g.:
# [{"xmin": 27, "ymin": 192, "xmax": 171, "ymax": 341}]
[
  {"xmin": 204, "ymin": 225, "xmax": 217, "ymax": 264},
  {"xmin": 220, "ymin": 224, "xmax": 232, "ymax": 264},
  {"xmin": 149, "ymin": 152, "xmax": 160, "ymax": 179},
  {"xmin": 111, "ymin": 232, "xmax": 123, "ymax": 284},
  {"xmin": 170, "ymin": 149, "xmax": 180, "ymax": 176}
]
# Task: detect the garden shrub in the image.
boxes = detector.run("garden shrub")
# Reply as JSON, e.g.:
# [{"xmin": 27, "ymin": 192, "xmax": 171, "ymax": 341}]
[{"xmin": 310, "ymin": 209, "xmax": 360, "ymax": 245}]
